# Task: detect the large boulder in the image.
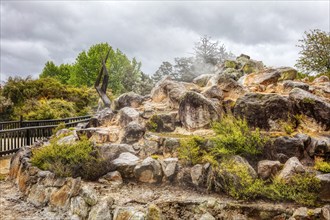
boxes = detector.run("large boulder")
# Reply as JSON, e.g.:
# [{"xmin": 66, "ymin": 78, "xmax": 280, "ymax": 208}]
[
  {"xmin": 178, "ymin": 91, "xmax": 220, "ymax": 130},
  {"xmin": 97, "ymin": 144, "xmax": 136, "ymax": 161},
  {"xmin": 118, "ymin": 107, "xmax": 140, "ymax": 127},
  {"xmin": 87, "ymin": 108, "xmax": 115, "ymax": 128},
  {"xmin": 146, "ymin": 112, "xmax": 178, "ymax": 132},
  {"xmin": 283, "ymin": 80, "xmax": 309, "ymax": 92},
  {"xmin": 271, "ymin": 134, "xmax": 309, "ymax": 163},
  {"xmin": 151, "ymin": 76, "xmax": 186, "ymax": 108},
  {"xmin": 121, "ymin": 122, "xmax": 146, "ymax": 144},
  {"xmin": 289, "ymin": 88, "xmax": 330, "ymax": 130},
  {"xmin": 257, "ymin": 160, "xmax": 282, "ymax": 180},
  {"xmin": 277, "ymin": 157, "xmax": 305, "ymax": 181},
  {"xmin": 113, "ymin": 92, "xmax": 144, "ymax": 110},
  {"xmin": 134, "ymin": 157, "xmax": 163, "ymax": 183},
  {"xmin": 234, "ymin": 93, "xmax": 292, "ymax": 129},
  {"xmin": 193, "ymin": 74, "xmax": 214, "ymax": 87},
  {"xmin": 240, "ymin": 67, "xmax": 297, "ymax": 87}
]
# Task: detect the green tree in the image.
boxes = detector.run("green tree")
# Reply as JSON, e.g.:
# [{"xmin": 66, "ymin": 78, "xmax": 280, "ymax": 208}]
[
  {"xmin": 194, "ymin": 35, "xmax": 234, "ymax": 65},
  {"xmin": 40, "ymin": 61, "xmax": 73, "ymax": 84},
  {"xmin": 152, "ymin": 61, "xmax": 176, "ymax": 83},
  {"xmin": 295, "ymin": 29, "xmax": 330, "ymax": 74}
]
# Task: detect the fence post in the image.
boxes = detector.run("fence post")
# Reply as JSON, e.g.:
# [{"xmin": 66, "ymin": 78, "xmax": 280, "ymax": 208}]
[
  {"xmin": 26, "ymin": 129, "xmax": 30, "ymax": 146},
  {"xmin": 19, "ymin": 115, "xmax": 23, "ymax": 128}
]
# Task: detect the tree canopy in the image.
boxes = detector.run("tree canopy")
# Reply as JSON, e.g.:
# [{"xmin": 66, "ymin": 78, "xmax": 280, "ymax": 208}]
[
  {"xmin": 153, "ymin": 35, "xmax": 234, "ymax": 83},
  {"xmin": 295, "ymin": 29, "xmax": 330, "ymax": 74},
  {"xmin": 40, "ymin": 43, "xmax": 153, "ymax": 95}
]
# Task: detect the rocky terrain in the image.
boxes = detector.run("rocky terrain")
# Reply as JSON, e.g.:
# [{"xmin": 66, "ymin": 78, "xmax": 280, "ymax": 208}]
[{"xmin": 2, "ymin": 54, "xmax": 330, "ymax": 219}]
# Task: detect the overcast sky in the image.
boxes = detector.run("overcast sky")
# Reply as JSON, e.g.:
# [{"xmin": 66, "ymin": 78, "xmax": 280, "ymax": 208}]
[{"xmin": 1, "ymin": 1, "xmax": 329, "ymax": 82}]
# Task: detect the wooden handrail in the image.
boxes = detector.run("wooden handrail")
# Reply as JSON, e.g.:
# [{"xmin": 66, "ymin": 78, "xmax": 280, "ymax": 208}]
[{"xmin": 0, "ymin": 118, "xmax": 91, "ymax": 156}]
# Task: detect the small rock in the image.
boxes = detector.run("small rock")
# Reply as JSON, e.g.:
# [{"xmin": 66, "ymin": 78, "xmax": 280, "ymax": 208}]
[
  {"xmin": 200, "ymin": 212, "xmax": 216, "ymax": 220},
  {"xmin": 134, "ymin": 157, "xmax": 163, "ymax": 183},
  {"xmin": 257, "ymin": 160, "xmax": 282, "ymax": 180},
  {"xmin": 193, "ymin": 74, "xmax": 214, "ymax": 87},
  {"xmin": 191, "ymin": 164, "xmax": 204, "ymax": 186},
  {"xmin": 313, "ymin": 75, "xmax": 329, "ymax": 83},
  {"xmin": 81, "ymin": 185, "xmax": 98, "ymax": 206},
  {"xmin": 112, "ymin": 152, "xmax": 140, "ymax": 178},
  {"xmin": 292, "ymin": 207, "xmax": 309, "ymax": 220},
  {"xmin": 163, "ymin": 138, "xmax": 180, "ymax": 156},
  {"xmin": 321, "ymin": 205, "xmax": 330, "ymax": 220},
  {"xmin": 202, "ymin": 85, "xmax": 224, "ymax": 101},
  {"xmin": 278, "ymin": 157, "xmax": 305, "ymax": 181},
  {"xmin": 113, "ymin": 207, "xmax": 145, "ymax": 220},
  {"xmin": 88, "ymin": 197, "xmax": 113, "ymax": 220},
  {"xmin": 283, "ymin": 80, "xmax": 309, "ymax": 92},
  {"xmin": 316, "ymin": 173, "xmax": 330, "ymax": 202},
  {"xmin": 121, "ymin": 122, "xmax": 146, "ymax": 144},
  {"xmin": 160, "ymin": 158, "xmax": 178, "ymax": 180},
  {"xmin": 70, "ymin": 196, "xmax": 89, "ymax": 219},
  {"xmin": 99, "ymin": 171, "xmax": 123, "ymax": 184}
]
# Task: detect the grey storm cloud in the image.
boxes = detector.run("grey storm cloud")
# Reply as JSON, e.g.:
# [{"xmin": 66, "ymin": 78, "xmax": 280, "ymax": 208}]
[{"xmin": 0, "ymin": 1, "xmax": 329, "ymax": 82}]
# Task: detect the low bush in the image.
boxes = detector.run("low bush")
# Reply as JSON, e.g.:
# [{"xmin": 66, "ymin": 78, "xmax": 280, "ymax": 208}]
[
  {"xmin": 263, "ymin": 173, "xmax": 321, "ymax": 206},
  {"xmin": 216, "ymin": 158, "xmax": 264, "ymax": 199},
  {"xmin": 314, "ymin": 157, "xmax": 330, "ymax": 173},
  {"xmin": 14, "ymin": 98, "xmax": 76, "ymax": 120},
  {"xmin": 213, "ymin": 159, "xmax": 320, "ymax": 205},
  {"xmin": 31, "ymin": 136, "xmax": 108, "ymax": 180},
  {"xmin": 211, "ymin": 115, "xmax": 268, "ymax": 157}
]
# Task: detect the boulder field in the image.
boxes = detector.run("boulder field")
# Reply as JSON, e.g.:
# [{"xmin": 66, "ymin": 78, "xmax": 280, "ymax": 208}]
[{"xmin": 6, "ymin": 54, "xmax": 330, "ymax": 220}]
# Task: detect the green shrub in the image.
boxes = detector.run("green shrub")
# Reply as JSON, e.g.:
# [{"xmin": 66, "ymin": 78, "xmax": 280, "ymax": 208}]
[
  {"xmin": 178, "ymin": 136, "xmax": 210, "ymax": 166},
  {"xmin": 1, "ymin": 77, "xmax": 97, "ymax": 120},
  {"xmin": 211, "ymin": 115, "xmax": 268, "ymax": 157},
  {"xmin": 146, "ymin": 115, "xmax": 160, "ymax": 132},
  {"xmin": 314, "ymin": 157, "xmax": 330, "ymax": 173},
  {"xmin": 263, "ymin": 173, "xmax": 321, "ymax": 206},
  {"xmin": 52, "ymin": 122, "xmax": 66, "ymax": 134},
  {"xmin": 31, "ymin": 137, "xmax": 107, "ymax": 180},
  {"xmin": 14, "ymin": 98, "xmax": 76, "ymax": 120},
  {"xmin": 215, "ymin": 159, "xmax": 321, "ymax": 205},
  {"xmin": 216, "ymin": 158, "xmax": 264, "ymax": 199}
]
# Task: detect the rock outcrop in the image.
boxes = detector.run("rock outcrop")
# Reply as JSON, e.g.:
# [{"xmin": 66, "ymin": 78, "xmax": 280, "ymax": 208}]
[
  {"xmin": 113, "ymin": 92, "xmax": 145, "ymax": 110},
  {"xmin": 178, "ymin": 91, "xmax": 220, "ymax": 130},
  {"xmin": 289, "ymin": 88, "xmax": 330, "ymax": 130},
  {"xmin": 234, "ymin": 93, "xmax": 292, "ymax": 129}
]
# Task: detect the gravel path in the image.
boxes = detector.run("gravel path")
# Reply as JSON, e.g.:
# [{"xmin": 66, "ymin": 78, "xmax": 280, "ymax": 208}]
[{"xmin": 0, "ymin": 179, "xmax": 68, "ymax": 220}]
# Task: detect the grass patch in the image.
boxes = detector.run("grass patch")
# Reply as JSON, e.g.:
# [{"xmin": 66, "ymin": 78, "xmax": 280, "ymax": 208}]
[
  {"xmin": 0, "ymin": 174, "xmax": 6, "ymax": 181},
  {"xmin": 31, "ymin": 136, "xmax": 108, "ymax": 180},
  {"xmin": 211, "ymin": 115, "xmax": 268, "ymax": 157},
  {"xmin": 314, "ymin": 157, "xmax": 330, "ymax": 173},
  {"xmin": 215, "ymin": 159, "xmax": 321, "ymax": 205}
]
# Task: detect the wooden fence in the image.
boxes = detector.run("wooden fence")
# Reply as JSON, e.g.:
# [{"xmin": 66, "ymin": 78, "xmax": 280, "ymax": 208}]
[{"xmin": 0, "ymin": 116, "xmax": 91, "ymax": 156}]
